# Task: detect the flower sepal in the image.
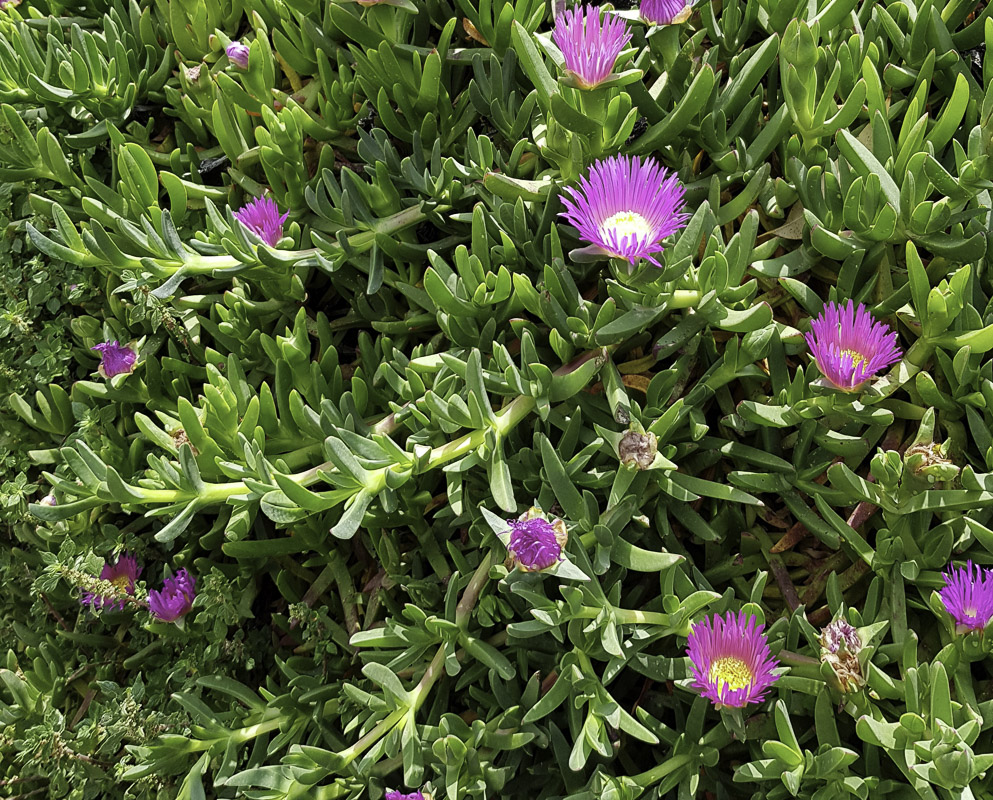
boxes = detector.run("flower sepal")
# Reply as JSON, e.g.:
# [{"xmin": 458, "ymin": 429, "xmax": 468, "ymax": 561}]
[
  {"xmin": 557, "ymin": 66, "xmax": 643, "ymax": 91},
  {"xmin": 568, "ymin": 244, "xmax": 615, "ymax": 263},
  {"xmin": 350, "ymin": 0, "xmax": 418, "ymax": 10},
  {"xmin": 718, "ymin": 704, "xmax": 747, "ymax": 740}
]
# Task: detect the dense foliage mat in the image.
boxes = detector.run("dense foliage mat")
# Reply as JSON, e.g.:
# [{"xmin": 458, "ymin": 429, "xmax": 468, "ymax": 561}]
[{"xmin": 2, "ymin": 0, "xmax": 993, "ymax": 798}]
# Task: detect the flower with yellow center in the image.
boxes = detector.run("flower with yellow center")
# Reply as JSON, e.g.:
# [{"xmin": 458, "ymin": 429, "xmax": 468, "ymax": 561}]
[
  {"xmin": 805, "ymin": 300, "xmax": 901, "ymax": 391},
  {"xmin": 80, "ymin": 553, "xmax": 141, "ymax": 613},
  {"xmin": 559, "ymin": 154, "xmax": 688, "ymax": 267},
  {"xmin": 687, "ymin": 610, "xmax": 780, "ymax": 708}
]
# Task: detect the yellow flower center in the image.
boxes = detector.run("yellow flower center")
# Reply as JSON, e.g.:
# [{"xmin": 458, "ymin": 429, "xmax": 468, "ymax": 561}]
[
  {"xmin": 708, "ymin": 657, "xmax": 752, "ymax": 694},
  {"xmin": 602, "ymin": 211, "xmax": 653, "ymax": 243},
  {"xmin": 841, "ymin": 349, "xmax": 867, "ymax": 371},
  {"xmin": 110, "ymin": 575, "xmax": 131, "ymax": 592}
]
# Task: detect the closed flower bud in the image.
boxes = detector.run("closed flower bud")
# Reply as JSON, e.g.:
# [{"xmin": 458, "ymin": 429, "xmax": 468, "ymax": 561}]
[
  {"xmin": 618, "ymin": 430, "xmax": 657, "ymax": 469},
  {"xmin": 226, "ymin": 42, "xmax": 250, "ymax": 69},
  {"xmin": 505, "ymin": 507, "xmax": 568, "ymax": 572}
]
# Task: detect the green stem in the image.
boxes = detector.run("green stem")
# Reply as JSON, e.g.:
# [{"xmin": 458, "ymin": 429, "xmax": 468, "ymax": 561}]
[
  {"xmin": 668, "ymin": 290, "xmax": 701, "ymax": 308},
  {"xmin": 574, "ymin": 605, "xmax": 671, "ymax": 626},
  {"xmin": 131, "ymin": 348, "xmax": 604, "ymax": 507},
  {"xmin": 339, "ymin": 552, "xmax": 495, "ymax": 766},
  {"xmin": 632, "ymin": 753, "xmax": 693, "ymax": 786}
]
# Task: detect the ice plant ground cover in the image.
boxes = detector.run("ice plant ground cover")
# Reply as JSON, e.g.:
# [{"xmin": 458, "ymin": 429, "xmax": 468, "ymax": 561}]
[{"xmin": 3, "ymin": 0, "xmax": 993, "ymax": 798}]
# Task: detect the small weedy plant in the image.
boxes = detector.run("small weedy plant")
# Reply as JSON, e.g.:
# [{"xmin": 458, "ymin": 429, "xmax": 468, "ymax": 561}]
[{"xmin": 1, "ymin": 0, "xmax": 993, "ymax": 798}]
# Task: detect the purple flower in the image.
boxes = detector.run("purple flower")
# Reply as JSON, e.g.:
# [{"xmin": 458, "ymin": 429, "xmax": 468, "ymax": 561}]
[
  {"xmin": 687, "ymin": 611, "xmax": 780, "ymax": 708},
  {"xmin": 149, "ymin": 568, "xmax": 196, "ymax": 623},
  {"xmin": 507, "ymin": 515, "xmax": 566, "ymax": 571},
  {"xmin": 91, "ymin": 341, "xmax": 137, "ymax": 378},
  {"xmin": 805, "ymin": 300, "xmax": 901, "ymax": 391},
  {"xmin": 385, "ymin": 792, "xmax": 425, "ymax": 800},
  {"xmin": 819, "ymin": 619, "xmax": 864, "ymax": 692},
  {"xmin": 226, "ymin": 42, "xmax": 250, "ymax": 69},
  {"xmin": 39, "ymin": 494, "xmax": 57, "ymax": 507},
  {"xmin": 552, "ymin": 6, "xmax": 631, "ymax": 90},
  {"xmin": 233, "ymin": 196, "xmax": 289, "ymax": 246},
  {"xmin": 820, "ymin": 619, "xmax": 861, "ymax": 654},
  {"xmin": 641, "ymin": 0, "xmax": 687, "ymax": 24},
  {"xmin": 560, "ymin": 155, "xmax": 688, "ymax": 267},
  {"xmin": 81, "ymin": 554, "xmax": 141, "ymax": 613},
  {"xmin": 939, "ymin": 561, "xmax": 993, "ymax": 632}
]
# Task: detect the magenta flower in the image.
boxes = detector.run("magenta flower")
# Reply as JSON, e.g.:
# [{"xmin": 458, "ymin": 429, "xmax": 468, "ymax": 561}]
[
  {"xmin": 805, "ymin": 300, "xmax": 901, "ymax": 391},
  {"xmin": 233, "ymin": 196, "xmax": 289, "ymax": 246},
  {"xmin": 687, "ymin": 611, "xmax": 780, "ymax": 708},
  {"xmin": 385, "ymin": 792, "xmax": 425, "ymax": 800},
  {"xmin": 508, "ymin": 516, "xmax": 564, "ymax": 571},
  {"xmin": 81, "ymin": 554, "xmax": 141, "ymax": 612},
  {"xmin": 92, "ymin": 341, "xmax": 136, "ymax": 378},
  {"xmin": 226, "ymin": 42, "xmax": 250, "ymax": 69},
  {"xmin": 552, "ymin": 6, "xmax": 631, "ymax": 90},
  {"xmin": 149, "ymin": 569, "xmax": 196, "ymax": 623},
  {"xmin": 939, "ymin": 562, "xmax": 993, "ymax": 632},
  {"xmin": 560, "ymin": 155, "xmax": 688, "ymax": 266},
  {"xmin": 641, "ymin": 0, "xmax": 687, "ymax": 24}
]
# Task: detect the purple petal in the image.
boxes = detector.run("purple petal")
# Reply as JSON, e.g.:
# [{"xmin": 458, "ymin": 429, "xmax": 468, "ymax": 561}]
[
  {"xmin": 939, "ymin": 561, "xmax": 993, "ymax": 632},
  {"xmin": 233, "ymin": 196, "xmax": 289, "ymax": 246},
  {"xmin": 91, "ymin": 341, "xmax": 137, "ymax": 378},
  {"xmin": 559, "ymin": 155, "xmax": 688, "ymax": 266},
  {"xmin": 81, "ymin": 554, "xmax": 142, "ymax": 613},
  {"xmin": 805, "ymin": 300, "xmax": 902, "ymax": 391},
  {"xmin": 552, "ymin": 6, "xmax": 631, "ymax": 89},
  {"xmin": 226, "ymin": 42, "xmax": 250, "ymax": 69},
  {"xmin": 149, "ymin": 568, "xmax": 197, "ymax": 623},
  {"xmin": 641, "ymin": 0, "xmax": 687, "ymax": 24},
  {"xmin": 508, "ymin": 517, "xmax": 562, "ymax": 571}
]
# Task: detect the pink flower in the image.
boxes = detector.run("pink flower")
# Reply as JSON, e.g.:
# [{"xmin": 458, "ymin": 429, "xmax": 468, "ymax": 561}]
[
  {"xmin": 149, "ymin": 569, "xmax": 196, "ymax": 623},
  {"xmin": 687, "ymin": 611, "xmax": 780, "ymax": 708},
  {"xmin": 233, "ymin": 196, "xmax": 289, "ymax": 246},
  {"xmin": 560, "ymin": 155, "xmax": 688, "ymax": 266},
  {"xmin": 805, "ymin": 301, "xmax": 901, "ymax": 391},
  {"xmin": 552, "ymin": 6, "xmax": 631, "ymax": 89},
  {"xmin": 81, "ymin": 554, "xmax": 141, "ymax": 613}
]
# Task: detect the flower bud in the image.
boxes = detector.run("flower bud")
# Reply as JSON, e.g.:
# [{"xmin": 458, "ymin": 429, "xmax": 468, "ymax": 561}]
[
  {"xmin": 618, "ymin": 430, "xmax": 658, "ymax": 469},
  {"xmin": 226, "ymin": 42, "xmax": 250, "ymax": 69},
  {"xmin": 819, "ymin": 619, "xmax": 865, "ymax": 693},
  {"xmin": 91, "ymin": 341, "xmax": 137, "ymax": 378},
  {"xmin": 505, "ymin": 507, "xmax": 568, "ymax": 572}
]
